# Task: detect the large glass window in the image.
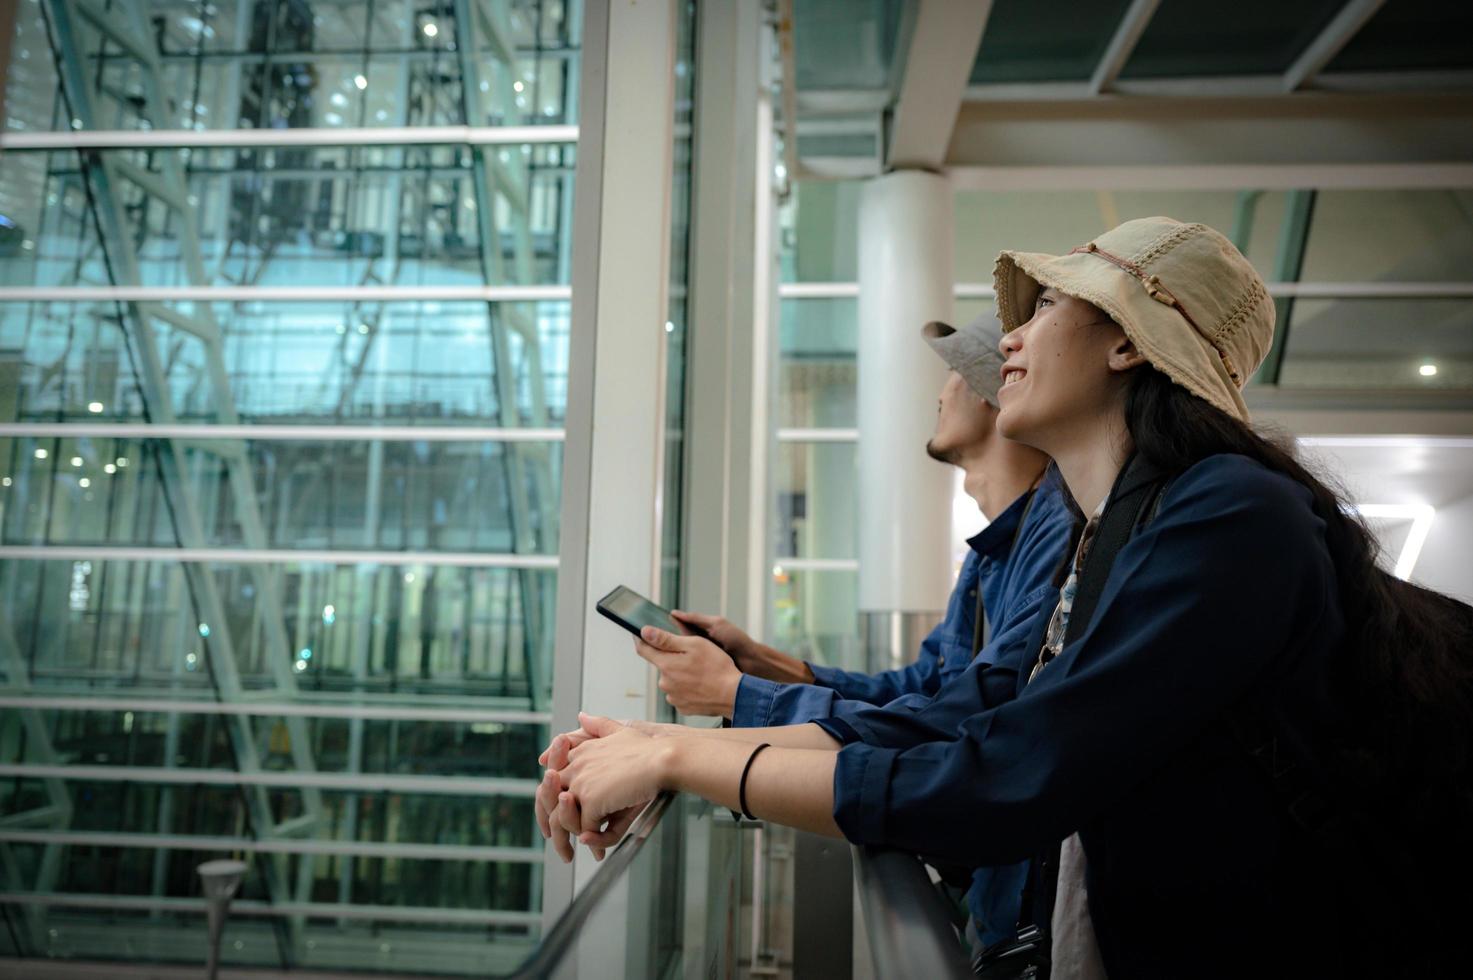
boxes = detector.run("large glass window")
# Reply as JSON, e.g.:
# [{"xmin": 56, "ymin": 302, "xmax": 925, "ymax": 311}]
[{"xmin": 1, "ymin": 1, "xmax": 581, "ymax": 973}]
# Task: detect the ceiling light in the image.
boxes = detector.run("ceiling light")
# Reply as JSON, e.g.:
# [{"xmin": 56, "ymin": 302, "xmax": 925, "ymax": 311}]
[
  {"xmin": 1354, "ymin": 503, "xmax": 1435, "ymax": 581},
  {"xmin": 1419, "ymin": 363, "xmax": 1438, "ymax": 377},
  {"xmin": 354, "ymin": 74, "xmax": 368, "ymax": 90},
  {"xmin": 88, "ymin": 401, "xmax": 104, "ymax": 413},
  {"xmin": 70, "ymin": 456, "xmax": 83, "ymax": 467},
  {"xmin": 34, "ymin": 448, "xmax": 48, "ymax": 460},
  {"xmin": 423, "ymin": 21, "xmax": 438, "ymax": 37}
]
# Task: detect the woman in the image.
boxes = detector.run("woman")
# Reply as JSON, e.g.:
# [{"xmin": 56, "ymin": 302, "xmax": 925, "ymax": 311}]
[{"xmin": 537, "ymin": 218, "xmax": 1472, "ymax": 976}]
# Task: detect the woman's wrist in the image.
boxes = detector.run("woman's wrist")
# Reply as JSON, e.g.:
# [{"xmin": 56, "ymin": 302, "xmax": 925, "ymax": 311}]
[{"xmin": 655, "ymin": 735, "xmax": 696, "ymax": 791}]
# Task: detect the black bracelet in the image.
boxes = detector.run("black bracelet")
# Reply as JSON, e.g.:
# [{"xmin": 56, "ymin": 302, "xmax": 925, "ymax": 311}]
[{"xmin": 737, "ymin": 742, "xmax": 772, "ymax": 821}]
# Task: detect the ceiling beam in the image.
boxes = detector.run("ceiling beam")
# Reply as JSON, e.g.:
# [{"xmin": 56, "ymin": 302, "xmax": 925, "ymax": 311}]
[
  {"xmin": 804, "ymin": 70, "xmax": 1473, "ymax": 114},
  {"xmin": 885, "ymin": 0, "xmax": 992, "ymax": 171},
  {"xmin": 1283, "ymin": 0, "xmax": 1387, "ymax": 92},
  {"xmin": 946, "ymin": 91, "xmax": 1473, "ymax": 177},
  {"xmin": 1089, "ymin": 0, "xmax": 1163, "ymax": 95},
  {"xmin": 946, "ymin": 163, "xmax": 1473, "ymax": 192}
]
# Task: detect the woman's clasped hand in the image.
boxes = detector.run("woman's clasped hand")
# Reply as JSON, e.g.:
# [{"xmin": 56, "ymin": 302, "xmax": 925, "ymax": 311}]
[{"xmin": 535, "ymin": 712, "xmax": 669, "ymax": 862}]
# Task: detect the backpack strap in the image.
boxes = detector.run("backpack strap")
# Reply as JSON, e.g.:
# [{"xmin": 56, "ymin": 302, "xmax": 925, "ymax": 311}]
[{"xmin": 1064, "ymin": 454, "xmax": 1168, "ymax": 648}]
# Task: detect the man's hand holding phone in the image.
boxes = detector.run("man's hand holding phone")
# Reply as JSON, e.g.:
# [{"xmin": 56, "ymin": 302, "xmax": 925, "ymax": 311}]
[
  {"xmin": 672, "ymin": 610, "xmax": 815, "ymax": 686},
  {"xmin": 635, "ymin": 625, "xmax": 742, "ymax": 717}
]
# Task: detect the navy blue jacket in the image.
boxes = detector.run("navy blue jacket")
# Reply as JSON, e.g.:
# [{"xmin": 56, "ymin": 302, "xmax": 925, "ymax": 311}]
[{"xmin": 817, "ymin": 455, "xmax": 1347, "ymax": 977}]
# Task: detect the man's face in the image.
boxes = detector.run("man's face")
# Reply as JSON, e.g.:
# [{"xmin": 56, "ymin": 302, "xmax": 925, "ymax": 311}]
[{"xmin": 926, "ymin": 370, "xmax": 995, "ymax": 464}]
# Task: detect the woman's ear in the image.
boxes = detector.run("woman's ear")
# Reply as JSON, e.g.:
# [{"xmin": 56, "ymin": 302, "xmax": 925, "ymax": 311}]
[{"xmin": 1107, "ymin": 336, "xmax": 1148, "ymax": 374}]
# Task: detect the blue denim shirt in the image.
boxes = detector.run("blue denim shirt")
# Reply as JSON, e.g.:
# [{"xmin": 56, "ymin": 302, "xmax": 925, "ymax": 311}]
[
  {"xmin": 815, "ymin": 456, "xmax": 1346, "ymax": 978},
  {"xmin": 731, "ymin": 470, "xmax": 1072, "ymax": 730}
]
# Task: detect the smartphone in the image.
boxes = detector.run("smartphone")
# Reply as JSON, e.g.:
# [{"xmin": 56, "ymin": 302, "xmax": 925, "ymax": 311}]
[{"xmin": 595, "ymin": 585, "xmax": 706, "ymax": 640}]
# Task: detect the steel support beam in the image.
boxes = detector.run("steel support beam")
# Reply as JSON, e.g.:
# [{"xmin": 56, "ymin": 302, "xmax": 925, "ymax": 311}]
[
  {"xmin": 1089, "ymin": 0, "xmax": 1163, "ymax": 95},
  {"xmin": 1283, "ymin": 0, "xmax": 1388, "ymax": 92},
  {"xmin": 885, "ymin": 0, "xmax": 991, "ymax": 170},
  {"xmin": 1255, "ymin": 190, "xmax": 1318, "ymax": 385}
]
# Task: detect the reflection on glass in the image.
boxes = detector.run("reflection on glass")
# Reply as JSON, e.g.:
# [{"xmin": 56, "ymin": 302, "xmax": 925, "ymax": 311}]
[
  {"xmin": 774, "ymin": 441, "xmax": 857, "ymax": 561},
  {"xmin": 969, "ymin": 0, "xmax": 1135, "ymax": 84},
  {"xmin": 0, "ymin": 0, "xmax": 582, "ymax": 972},
  {"xmin": 1, "ymin": 437, "xmax": 564, "ymax": 553},
  {"xmin": 2, "ymin": 0, "xmax": 581, "ymax": 133},
  {"xmin": 778, "ymin": 298, "xmax": 857, "ymax": 429},
  {"xmin": 770, "ymin": 568, "xmax": 860, "ymax": 673},
  {"xmin": 0, "ymin": 559, "xmax": 556, "ymax": 701},
  {"xmin": 2, "ymin": 146, "xmax": 575, "ymax": 290},
  {"xmin": 659, "ymin": 0, "xmax": 696, "ymax": 613},
  {"xmin": 1121, "ymin": 0, "xmax": 1349, "ymax": 78},
  {"xmin": 2, "ymin": 710, "xmax": 544, "ymax": 780},
  {"xmin": 0, "ymin": 301, "xmax": 571, "ymax": 423}
]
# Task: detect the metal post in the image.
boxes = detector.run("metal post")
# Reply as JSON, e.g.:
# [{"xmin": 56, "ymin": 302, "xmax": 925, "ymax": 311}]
[
  {"xmin": 1255, "ymin": 189, "xmax": 1319, "ymax": 385},
  {"xmin": 198, "ymin": 859, "xmax": 248, "ymax": 980}
]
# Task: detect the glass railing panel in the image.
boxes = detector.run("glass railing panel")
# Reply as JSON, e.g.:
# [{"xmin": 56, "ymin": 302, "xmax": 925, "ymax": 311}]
[
  {"xmin": 504, "ymin": 792, "xmax": 744, "ymax": 980},
  {"xmin": 852, "ymin": 846, "xmax": 973, "ymax": 980}
]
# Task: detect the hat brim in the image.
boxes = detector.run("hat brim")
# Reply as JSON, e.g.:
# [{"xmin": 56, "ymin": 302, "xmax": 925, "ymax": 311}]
[
  {"xmin": 993, "ymin": 249, "xmax": 1250, "ymax": 421},
  {"xmin": 922, "ymin": 318, "xmax": 1004, "ymax": 405}
]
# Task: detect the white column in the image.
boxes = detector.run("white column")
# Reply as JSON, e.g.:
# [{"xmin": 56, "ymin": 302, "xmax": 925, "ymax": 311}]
[{"xmin": 856, "ymin": 171, "xmax": 955, "ymax": 668}]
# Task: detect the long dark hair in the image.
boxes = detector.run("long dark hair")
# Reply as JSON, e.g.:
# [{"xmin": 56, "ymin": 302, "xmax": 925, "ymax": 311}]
[{"xmin": 1122, "ymin": 366, "xmax": 1473, "ymax": 834}]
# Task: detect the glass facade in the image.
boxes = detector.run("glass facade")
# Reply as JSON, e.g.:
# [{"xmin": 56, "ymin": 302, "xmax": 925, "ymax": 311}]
[{"xmin": 1, "ymin": 0, "xmax": 585, "ymax": 973}]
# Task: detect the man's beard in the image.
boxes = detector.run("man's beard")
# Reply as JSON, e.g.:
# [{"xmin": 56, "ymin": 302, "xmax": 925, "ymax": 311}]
[{"xmin": 925, "ymin": 438, "xmax": 959, "ymax": 465}]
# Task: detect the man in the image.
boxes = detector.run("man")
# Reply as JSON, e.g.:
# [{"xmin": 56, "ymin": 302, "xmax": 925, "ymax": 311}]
[
  {"xmin": 632, "ymin": 316, "xmax": 1073, "ymax": 948},
  {"xmin": 639, "ymin": 317, "xmax": 1068, "ymax": 728}
]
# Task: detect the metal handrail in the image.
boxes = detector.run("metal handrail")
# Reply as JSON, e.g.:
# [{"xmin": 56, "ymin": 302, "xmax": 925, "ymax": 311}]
[
  {"xmin": 499, "ymin": 792, "xmax": 677, "ymax": 979},
  {"xmin": 852, "ymin": 846, "xmax": 974, "ymax": 980}
]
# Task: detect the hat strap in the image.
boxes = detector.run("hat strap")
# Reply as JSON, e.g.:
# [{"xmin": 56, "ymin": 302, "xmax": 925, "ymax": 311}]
[{"xmin": 1068, "ymin": 243, "xmax": 1243, "ymax": 386}]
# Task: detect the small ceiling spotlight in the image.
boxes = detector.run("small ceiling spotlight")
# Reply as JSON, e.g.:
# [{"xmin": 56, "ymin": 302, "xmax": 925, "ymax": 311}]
[{"xmin": 1418, "ymin": 363, "xmax": 1438, "ymax": 377}]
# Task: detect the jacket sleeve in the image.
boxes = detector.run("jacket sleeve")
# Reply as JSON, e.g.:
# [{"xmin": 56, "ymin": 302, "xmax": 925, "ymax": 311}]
[
  {"xmin": 815, "ymin": 581, "xmax": 1056, "ymax": 748},
  {"xmin": 730, "ymin": 673, "xmax": 843, "ymax": 727},
  {"xmin": 828, "ymin": 457, "xmax": 1340, "ymax": 866},
  {"xmin": 806, "ymin": 613, "xmax": 949, "ymax": 706}
]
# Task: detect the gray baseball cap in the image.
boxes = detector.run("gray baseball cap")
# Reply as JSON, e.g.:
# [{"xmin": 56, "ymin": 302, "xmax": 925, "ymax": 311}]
[{"xmin": 922, "ymin": 314, "xmax": 1005, "ymax": 406}]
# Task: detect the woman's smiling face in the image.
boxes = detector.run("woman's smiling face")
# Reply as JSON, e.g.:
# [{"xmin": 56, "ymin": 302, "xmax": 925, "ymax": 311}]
[{"xmin": 995, "ymin": 286, "xmax": 1132, "ymax": 453}]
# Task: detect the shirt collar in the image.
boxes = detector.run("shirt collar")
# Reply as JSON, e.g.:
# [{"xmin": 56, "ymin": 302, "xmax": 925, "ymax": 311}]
[{"xmin": 967, "ymin": 484, "xmax": 1036, "ymax": 561}]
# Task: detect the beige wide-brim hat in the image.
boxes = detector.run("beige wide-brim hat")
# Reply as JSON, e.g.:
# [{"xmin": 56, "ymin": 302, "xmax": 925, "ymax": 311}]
[{"xmin": 992, "ymin": 217, "xmax": 1275, "ymax": 422}]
